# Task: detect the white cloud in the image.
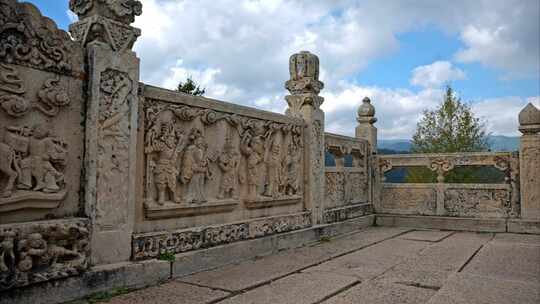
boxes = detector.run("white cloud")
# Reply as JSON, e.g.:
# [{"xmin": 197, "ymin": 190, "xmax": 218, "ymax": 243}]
[
  {"xmin": 66, "ymin": 10, "xmax": 78, "ymax": 23},
  {"xmin": 128, "ymin": 0, "xmax": 538, "ymax": 140},
  {"xmin": 410, "ymin": 61, "xmax": 466, "ymax": 88},
  {"xmin": 472, "ymin": 96, "xmax": 540, "ymax": 136},
  {"xmin": 322, "ymin": 84, "xmax": 441, "ymax": 139}
]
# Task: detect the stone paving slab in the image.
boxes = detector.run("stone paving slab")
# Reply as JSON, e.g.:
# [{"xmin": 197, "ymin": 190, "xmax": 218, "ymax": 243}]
[
  {"xmin": 492, "ymin": 233, "xmax": 540, "ymax": 245},
  {"xmin": 96, "ymin": 229, "xmax": 540, "ymax": 304},
  {"xmin": 463, "ymin": 241, "xmax": 540, "ymax": 282},
  {"xmin": 304, "ymin": 238, "xmax": 429, "ymax": 280},
  {"xmin": 323, "ymin": 277, "xmax": 437, "ymax": 304},
  {"xmin": 180, "ymin": 227, "xmax": 410, "ymax": 291},
  {"xmin": 402, "ymin": 232, "xmax": 493, "ymax": 272},
  {"xmin": 426, "ymin": 273, "xmax": 540, "ymax": 304},
  {"xmin": 399, "ymin": 230, "xmax": 454, "ymax": 242},
  {"xmin": 218, "ymin": 271, "xmax": 359, "ymax": 304},
  {"xmin": 106, "ymin": 281, "xmax": 229, "ymax": 304}
]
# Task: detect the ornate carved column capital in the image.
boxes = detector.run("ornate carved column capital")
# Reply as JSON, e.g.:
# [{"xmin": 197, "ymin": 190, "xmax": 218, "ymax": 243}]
[
  {"xmin": 285, "ymin": 51, "xmax": 324, "ymax": 116},
  {"xmin": 68, "ymin": 0, "xmax": 142, "ymax": 52}
]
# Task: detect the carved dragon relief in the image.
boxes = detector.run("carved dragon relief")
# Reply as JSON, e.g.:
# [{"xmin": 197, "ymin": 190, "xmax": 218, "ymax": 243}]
[{"xmin": 143, "ymin": 99, "xmax": 304, "ymax": 214}]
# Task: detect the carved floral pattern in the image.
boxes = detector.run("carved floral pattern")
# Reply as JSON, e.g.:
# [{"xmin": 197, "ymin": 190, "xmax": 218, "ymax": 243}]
[
  {"xmin": 0, "ymin": 0, "xmax": 80, "ymax": 74},
  {"xmin": 96, "ymin": 69, "xmax": 133, "ymax": 230},
  {"xmin": 444, "ymin": 188, "xmax": 511, "ymax": 217},
  {"xmin": 132, "ymin": 212, "xmax": 311, "ymax": 260}
]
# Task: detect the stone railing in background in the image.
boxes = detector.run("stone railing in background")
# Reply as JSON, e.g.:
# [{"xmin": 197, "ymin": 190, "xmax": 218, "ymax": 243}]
[
  {"xmin": 324, "ymin": 133, "xmax": 373, "ymax": 223},
  {"xmin": 377, "ymin": 152, "xmax": 520, "ymax": 218}
]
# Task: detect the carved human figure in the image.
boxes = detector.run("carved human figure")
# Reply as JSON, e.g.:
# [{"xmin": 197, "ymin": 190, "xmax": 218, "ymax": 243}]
[
  {"xmin": 283, "ymin": 143, "xmax": 301, "ymax": 196},
  {"xmin": 240, "ymin": 133, "xmax": 265, "ymax": 200},
  {"xmin": 264, "ymin": 136, "xmax": 283, "ymax": 198},
  {"xmin": 17, "ymin": 233, "xmax": 47, "ymax": 273},
  {"xmin": 181, "ymin": 129, "xmax": 211, "ymax": 204},
  {"xmin": 18, "ymin": 126, "xmax": 66, "ymax": 193},
  {"xmin": 217, "ymin": 138, "xmax": 240, "ymax": 200},
  {"xmin": 146, "ymin": 111, "xmax": 185, "ymax": 205},
  {"xmin": 0, "ymin": 231, "xmax": 15, "ymax": 273}
]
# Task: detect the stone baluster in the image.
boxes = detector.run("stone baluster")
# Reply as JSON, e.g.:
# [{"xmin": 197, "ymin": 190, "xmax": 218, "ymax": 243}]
[
  {"xmin": 69, "ymin": 0, "xmax": 142, "ymax": 265},
  {"xmin": 356, "ymin": 97, "xmax": 378, "ymax": 212},
  {"xmin": 285, "ymin": 51, "xmax": 325, "ymax": 224},
  {"xmin": 356, "ymin": 97, "xmax": 378, "ymax": 154},
  {"xmin": 518, "ymin": 103, "xmax": 540, "ymax": 220}
]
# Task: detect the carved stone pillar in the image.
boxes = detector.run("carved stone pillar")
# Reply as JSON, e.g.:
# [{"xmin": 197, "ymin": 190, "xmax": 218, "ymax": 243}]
[
  {"xmin": 285, "ymin": 51, "xmax": 325, "ymax": 224},
  {"xmin": 69, "ymin": 0, "xmax": 142, "ymax": 265},
  {"xmin": 355, "ymin": 97, "xmax": 378, "ymax": 154},
  {"xmin": 356, "ymin": 97, "xmax": 378, "ymax": 211},
  {"xmin": 518, "ymin": 103, "xmax": 540, "ymax": 220}
]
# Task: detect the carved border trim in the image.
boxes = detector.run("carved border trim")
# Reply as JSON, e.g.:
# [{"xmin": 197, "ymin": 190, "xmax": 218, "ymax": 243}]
[
  {"xmin": 145, "ymin": 200, "xmax": 238, "ymax": 220},
  {"xmin": 132, "ymin": 211, "xmax": 312, "ymax": 260},
  {"xmin": 323, "ymin": 203, "xmax": 373, "ymax": 224}
]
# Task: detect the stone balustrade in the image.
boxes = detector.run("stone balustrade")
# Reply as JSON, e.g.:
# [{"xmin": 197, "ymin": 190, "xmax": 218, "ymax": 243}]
[{"xmin": 0, "ymin": 1, "xmax": 538, "ymax": 303}]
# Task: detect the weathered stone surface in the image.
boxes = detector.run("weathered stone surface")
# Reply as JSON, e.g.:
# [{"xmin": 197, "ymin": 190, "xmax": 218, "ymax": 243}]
[
  {"xmin": 507, "ymin": 219, "xmax": 540, "ymax": 234},
  {"xmin": 285, "ymin": 51, "xmax": 325, "ymax": 225},
  {"xmin": 323, "ymin": 278, "xmax": 437, "ymax": 304},
  {"xmin": 376, "ymin": 214, "xmax": 507, "ymax": 232},
  {"xmin": 0, "ymin": 0, "xmax": 85, "ymax": 224},
  {"xmin": 377, "ymin": 152, "xmax": 519, "ymax": 219},
  {"xmin": 178, "ymin": 226, "xmax": 408, "ymax": 291},
  {"xmin": 462, "ymin": 242, "xmax": 540, "ymax": 282},
  {"xmin": 427, "ymin": 273, "xmax": 540, "ymax": 304},
  {"xmin": 356, "ymin": 97, "xmax": 378, "ymax": 153},
  {"xmin": 304, "ymin": 238, "xmax": 428, "ymax": 280},
  {"xmin": 219, "ymin": 271, "xmax": 358, "ymax": 304},
  {"xmin": 399, "ymin": 230, "xmax": 454, "ymax": 242},
  {"xmin": 0, "ymin": 260, "xmax": 170, "ymax": 304},
  {"xmin": 492, "ymin": 232, "xmax": 540, "ymax": 245},
  {"xmin": 107, "ymin": 281, "xmax": 229, "ymax": 304},
  {"xmin": 0, "ymin": 219, "xmax": 90, "ymax": 291}
]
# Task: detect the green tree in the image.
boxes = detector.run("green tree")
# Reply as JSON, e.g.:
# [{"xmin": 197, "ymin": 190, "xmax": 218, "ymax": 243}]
[
  {"xmin": 406, "ymin": 86, "xmax": 490, "ymax": 183},
  {"xmin": 177, "ymin": 76, "xmax": 205, "ymax": 96},
  {"xmin": 411, "ymin": 86, "xmax": 489, "ymax": 153}
]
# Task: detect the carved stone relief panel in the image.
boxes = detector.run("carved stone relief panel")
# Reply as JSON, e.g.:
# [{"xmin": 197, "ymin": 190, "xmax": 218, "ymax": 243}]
[
  {"xmin": 0, "ymin": 0, "xmax": 84, "ymax": 75},
  {"xmin": 132, "ymin": 212, "xmax": 311, "ymax": 260},
  {"xmin": 0, "ymin": 218, "xmax": 89, "ymax": 291},
  {"xmin": 325, "ymin": 171, "xmax": 345, "ymax": 209},
  {"xmin": 0, "ymin": 0, "xmax": 85, "ymax": 224},
  {"xmin": 325, "ymin": 169, "xmax": 368, "ymax": 210},
  {"xmin": 143, "ymin": 99, "xmax": 304, "ymax": 218},
  {"xmin": 380, "ymin": 186, "xmax": 437, "ymax": 215},
  {"xmin": 443, "ymin": 188, "xmax": 511, "ymax": 218},
  {"xmin": 95, "ymin": 68, "xmax": 133, "ymax": 230}
]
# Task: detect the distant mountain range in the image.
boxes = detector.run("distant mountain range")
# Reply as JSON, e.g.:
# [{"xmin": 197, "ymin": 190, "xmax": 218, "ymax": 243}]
[{"xmin": 378, "ymin": 135, "xmax": 520, "ymax": 153}]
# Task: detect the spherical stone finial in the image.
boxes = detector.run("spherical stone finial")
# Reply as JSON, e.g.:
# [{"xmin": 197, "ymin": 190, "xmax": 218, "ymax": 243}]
[
  {"xmin": 357, "ymin": 97, "xmax": 377, "ymax": 124},
  {"xmin": 518, "ymin": 103, "xmax": 540, "ymax": 134}
]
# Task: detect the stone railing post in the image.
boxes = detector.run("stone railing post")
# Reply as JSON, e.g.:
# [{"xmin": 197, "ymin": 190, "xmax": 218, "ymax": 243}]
[
  {"xmin": 285, "ymin": 51, "xmax": 325, "ymax": 225},
  {"xmin": 518, "ymin": 103, "xmax": 540, "ymax": 220},
  {"xmin": 69, "ymin": 0, "xmax": 142, "ymax": 265},
  {"xmin": 356, "ymin": 97, "xmax": 377, "ymax": 153},
  {"xmin": 355, "ymin": 97, "xmax": 378, "ymax": 210}
]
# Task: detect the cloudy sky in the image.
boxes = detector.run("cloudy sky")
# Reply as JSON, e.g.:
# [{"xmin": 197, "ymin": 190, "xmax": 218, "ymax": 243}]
[{"xmin": 32, "ymin": 0, "xmax": 539, "ymax": 139}]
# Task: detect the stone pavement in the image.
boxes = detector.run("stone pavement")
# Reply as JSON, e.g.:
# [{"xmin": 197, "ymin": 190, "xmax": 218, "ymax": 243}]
[{"xmin": 86, "ymin": 227, "xmax": 540, "ymax": 304}]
